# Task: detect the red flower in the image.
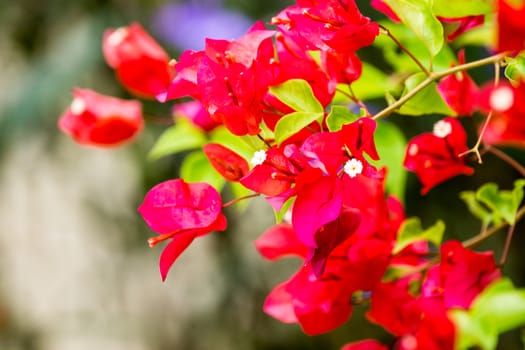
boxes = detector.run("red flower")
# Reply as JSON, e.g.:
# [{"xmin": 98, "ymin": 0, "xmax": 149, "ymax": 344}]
[
  {"xmin": 273, "ymin": 0, "xmax": 379, "ymax": 53},
  {"xmin": 58, "ymin": 88, "xmax": 143, "ymax": 147},
  {"xmin": 341, "ymin": 340, "xmax": 387, "ymax": 350},
  {"xmin": 438, "ymin": 51, "xmax": 479, "ymax": 116},
  {"xmin": 497, "ymin": 0, "xmax": 525, "ymax": 52},
  {"xmin": 404, "ymin": 117, "xmax": 474, "ymax": 194},
  {"xmin": 172, "ymin": 100, "xmax": 220, "ymax": 132},
  {"xmin": 138, "ymin": 179, "xmax": 227, "ymax": 280},
  {"xmin": 479, "ymin": 82, "xmax": 525, "ymax": 148},
  {"xmin": 202, "ymin": 143, "xmax": 249, "ymax": 181},
  {"xmin": 102, "ymin": 23, "xmax": 174, "ymax": 99}
]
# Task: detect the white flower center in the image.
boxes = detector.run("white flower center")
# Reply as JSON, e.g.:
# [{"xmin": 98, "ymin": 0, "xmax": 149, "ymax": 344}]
[
  {"xmin": 343, "ymin": 158, "xmax": 363, "ymax": 178},
  {"xmin": 433, "ymin": 120, "xmax": 452, "ymax": 138},
  {"xmin": 107, "ymin": 27, "xmax": 129, "ymax": 47},
  {"xmin": 251, "ymin": 150, "xmax": 267, "ymax": 166},
  {"xmin": 490, "ymin": 86, "xmax": 514, "ymax": 112},
  {"xmin": 70, "ymin": 98, "xmax": 86, "ymax": 115}
]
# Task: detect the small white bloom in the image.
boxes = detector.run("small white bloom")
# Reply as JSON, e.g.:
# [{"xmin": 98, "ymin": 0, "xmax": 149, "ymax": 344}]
[
  {"xmin": 433, "ymin": 120, "xmax": 452, "ymax": 138},
  {"xmin": 107, "ymin": 27, "xmax": 129, "ymax": 47},
  {"xmin": 251, "ymin": 150, "xmax": 267, "ymax": 166},
  {"xmin": 70, "ymin": 98, "xmax": 86, "ymax": 115},
  {"xmin": 343, "ymin": 158, "xmax": 363, "ymax": 178},
  {"xmin": 490, "ymin": 85, "xmax": 514, "ymax": 112}
]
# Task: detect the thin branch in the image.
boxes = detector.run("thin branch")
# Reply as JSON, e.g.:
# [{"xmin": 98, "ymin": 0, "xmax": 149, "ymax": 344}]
[
  {"xmin": 372, "ymin": 52, "xmax": 509, "ymax": 120},
  {"xmin": 222, "ymin": 193, "xmax": 260, "ymax": 208},
  {"xmin": 379, "ymin": 24, "xmax": 431, "ymax": 76},
  {"xmin": 486, "ymin": 146, "xmax": 525, "ymax": 178},
  {"xmin": 498, "ymin": 223, "xmax": 516, "ymax": 267},
  {"xmin": 463, "ymin": 206, "xmax": 525, "ymax": 249}
]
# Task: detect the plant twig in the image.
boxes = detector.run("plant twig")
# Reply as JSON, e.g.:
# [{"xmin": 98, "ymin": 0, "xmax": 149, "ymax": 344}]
[
  {"xmin": 222, "ymin": 193, "xmax": 260, "ymax": 208},
  {"xmin": 486, "ymin": 146, "xmax": 525, "ymax": 177},
  {"xmin": 379, "ymin": 24, "xmax": 431, "ymax": 76},
  {"xmin": 499, "ymin": 223, "xmax": 516, "ymax": 267},
  {"xmin": 372, "ymin": 52, "xmax": 509, "ymax": 120},
  {"xmin": 463, "ymin": 206, "xmax": 525, "ymax": 248}
]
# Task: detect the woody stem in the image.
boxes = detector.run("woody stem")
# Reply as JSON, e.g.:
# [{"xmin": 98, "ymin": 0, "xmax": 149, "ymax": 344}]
[{"xmin": 372, "ymin": 52, "xmax": 508, "ymax": 120}]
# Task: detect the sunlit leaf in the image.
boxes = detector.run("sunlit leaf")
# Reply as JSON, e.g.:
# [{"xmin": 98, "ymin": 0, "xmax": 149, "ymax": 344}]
[
  {"xmin": 326, "ymin": 105, "xmax": 359, "ymax": 132},
  {"xmin": 393, "ymin": 217, "xmax": 445, "ymax": 254},
  {"xmin": 269, "ymin": 79, "xmax": 323, "ymax": 113},
  {"xmin": 394, "ymin": 73, "xmax": 456, "ymax": 116},
  {"xmin": 148, "ymin": 119, "xmax": 206, "ymax": 160},
  {"xmin": 383, "ymin": 0, "xmax": 444, "ymax": 56},
  {"xmin": 274, "ymin": 111, "xmax": 323, "ymax": 145},
  {"xmin": 432, "ymin": 0, "xmax": 493, "ymax": 17},
  {"xmin": 371, "ymin": 120, "xmax": 407, "ymax": 201},
  {"xmin": 476, "ymin": 179, "xmax": 525, "ymax": 225},
  {"xmin": 180, "ymin": 150, "xmax": 225, "ymax": 191}
]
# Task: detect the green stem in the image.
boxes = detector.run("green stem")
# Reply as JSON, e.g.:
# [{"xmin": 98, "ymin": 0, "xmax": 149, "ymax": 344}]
[
  {"xmin": 222, "ymin": 193, "xmax": 260, "ymax": 208},
  {"xmin": 379, "ymin": 24, "xmax": 431, "ymax": 76},
  {"xmin": 486, "ymin": 146, "xmax": 525, "ymax": 178},
  {"xmin": 463, "ymin": 205, "xmax": 525, "ymax": 248},
  {"xmin": 372, "ymin": 52, "xmax": 509, "ymax": 120}
]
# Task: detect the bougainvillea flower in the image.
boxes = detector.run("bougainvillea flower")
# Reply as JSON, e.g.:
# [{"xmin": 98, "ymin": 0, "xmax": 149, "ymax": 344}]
[
  {"xmin": 255, "ymin": 223, "xmax": 308, "ymax": 260},
  {"xmin": 321, "ymin": 50, "xmax": 363, "ymax": 85},
  {"xmin": 172, "ymin": 100, "xmax": 220, "ymax": 132},
  {"xmin": 497, "ymin": 0, "xmax": 525, "ymax": 52},
  {"xmin": 438, "ymin": 51, "xmax": 479, "ymax": 116},
  {"xmin": 423, "ymin": 240, "xmax": 501, "ymax": 309},
  {"xmin": 102, "ymin": 23, "xmax": 174, "ymax": 98},
  {"xmin": 273, "ymin": 0, "xmax": 379, "ymax": 53},
  {"xmin": 341, "ymin": 340, "xmax": 388, "ymax": 350},
  {"xmin": 478, "ymin": 82, "xmax": 525, "ymax": 148},
  {"xmin": 202, "ymin": 143, "xmax": 249, "ymax": 181},
  {"xmin": 441, "ymin": 15, "xmax": 484, "ymax": 41},
  {"xmin": 264, "ymin": 263, "xmax": 354, "ymax": 335},
  {"xmin": 58, "ymin": 88, "xmax": 143, "ymax": 147},
  {"xmin": 404, "ymin": 117, "xmax": 474, "ymax": 194},
  {"xmin": 138, "ymin": 179, "xmax": 227, "ymax": 280}
]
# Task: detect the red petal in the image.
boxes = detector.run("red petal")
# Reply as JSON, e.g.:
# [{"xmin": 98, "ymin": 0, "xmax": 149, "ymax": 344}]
[{"xmin": 159, "ymin": 232, "xmax": 197, "ymax": 281}]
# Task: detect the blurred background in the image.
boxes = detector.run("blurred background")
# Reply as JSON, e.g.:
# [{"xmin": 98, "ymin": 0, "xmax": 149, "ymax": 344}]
[{"xmin": 0, "ymin": 0, "xmax": 524, "ymax": 349}]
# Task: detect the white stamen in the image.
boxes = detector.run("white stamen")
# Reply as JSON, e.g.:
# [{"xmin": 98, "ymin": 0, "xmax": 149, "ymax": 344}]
[
  {"xmin": 490, "ymin": 85, "xmax": 514, "ymax": 112},
  {"xmin": 251, "ymin": 150, "xmax": 267, "ymax": 166},
  {"xmin": 433, "ymin": 120, "xmax": 452, "ymax": 138},
  {"xmin": 70, "ymin": 98, "xmax": 86, "ymax": 115},
  {"xmin": 343, "ymin": 158, "xmax": 363, "ymax": 178},
  {"xmin": 107, "ymin": 27, "xmax": 129, "ymax": 47}
]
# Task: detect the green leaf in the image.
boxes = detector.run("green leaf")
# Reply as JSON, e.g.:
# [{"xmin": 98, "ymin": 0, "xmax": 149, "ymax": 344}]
[
  {"xmin": 326, "ymin": 105, "xmax": 359, "ymax": 132},
  {"xmin": 180, "ymin": 151, "xmax": 225, "ymax": 191},
  {"xmin": 334, "ymin": 63, "xmax": 396, "ymax": 103},
  {"xmin": 383, "ymin": 0, "xmax": 444, "ymax": 56},
  {"xmin": 473, "ymin": 278, "xmax": 525, "ymax": 334},
  {"xmin": 374, "ymin": 21, "xmax": 456, "ymax": 73},
  {"xmin": 148, "ymin": 119, "xmax": 207, "ymax": 160},
  {"xmin": 395, "ymin": 73, "xmax": 456, "ymax": 116},
  {"xmin": 393, "ymin": 217, "xmax": 445, "ymax": 254},
  {"xmin": 371, "ymin": 120, "xmax": 407, "ymax": 201},
  {"xmin": 452, "ymin": 278, "xmax": 525, "ymax": 350},
  {"xmin": 209, "ymin": 126, "xmax": 255, "ymax": 161},
  {"xmin": 228, "ymin": 182, "xmax": 253, "ymax": 212},
  {"xmin": 476, "ymin": 180, "xmax": 525, "ymax": 225},
  {"xmin": 274, "ymin": 111, "xmax": 323, "ymax": 145},
  {"xmin": 450, "ymin": 309, "xmax": 498, "ymax": 350},
  {"xmin": 460, "ymin": 191, "xmax": 494, "ymax": 228},
  {"xmin": 273, "ymin": 197, "xmax": 294, "ymax": 224},
  {"xmin": 269, "ymin": 79, "xmax": 324, "ymax": 113},
  {"xmin": 432, "ymin": 0, "xmax": 493, "ymax": 17},
  {"xmin": 505, "ymin": 54, "xmax": 525, "ymax": 84}
]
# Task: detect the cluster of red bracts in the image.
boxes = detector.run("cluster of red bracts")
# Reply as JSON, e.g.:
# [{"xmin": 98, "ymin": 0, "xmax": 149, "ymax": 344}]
[{"xmin": 57, "ymin": 0, "xmax": 525, "ymax": 348}]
